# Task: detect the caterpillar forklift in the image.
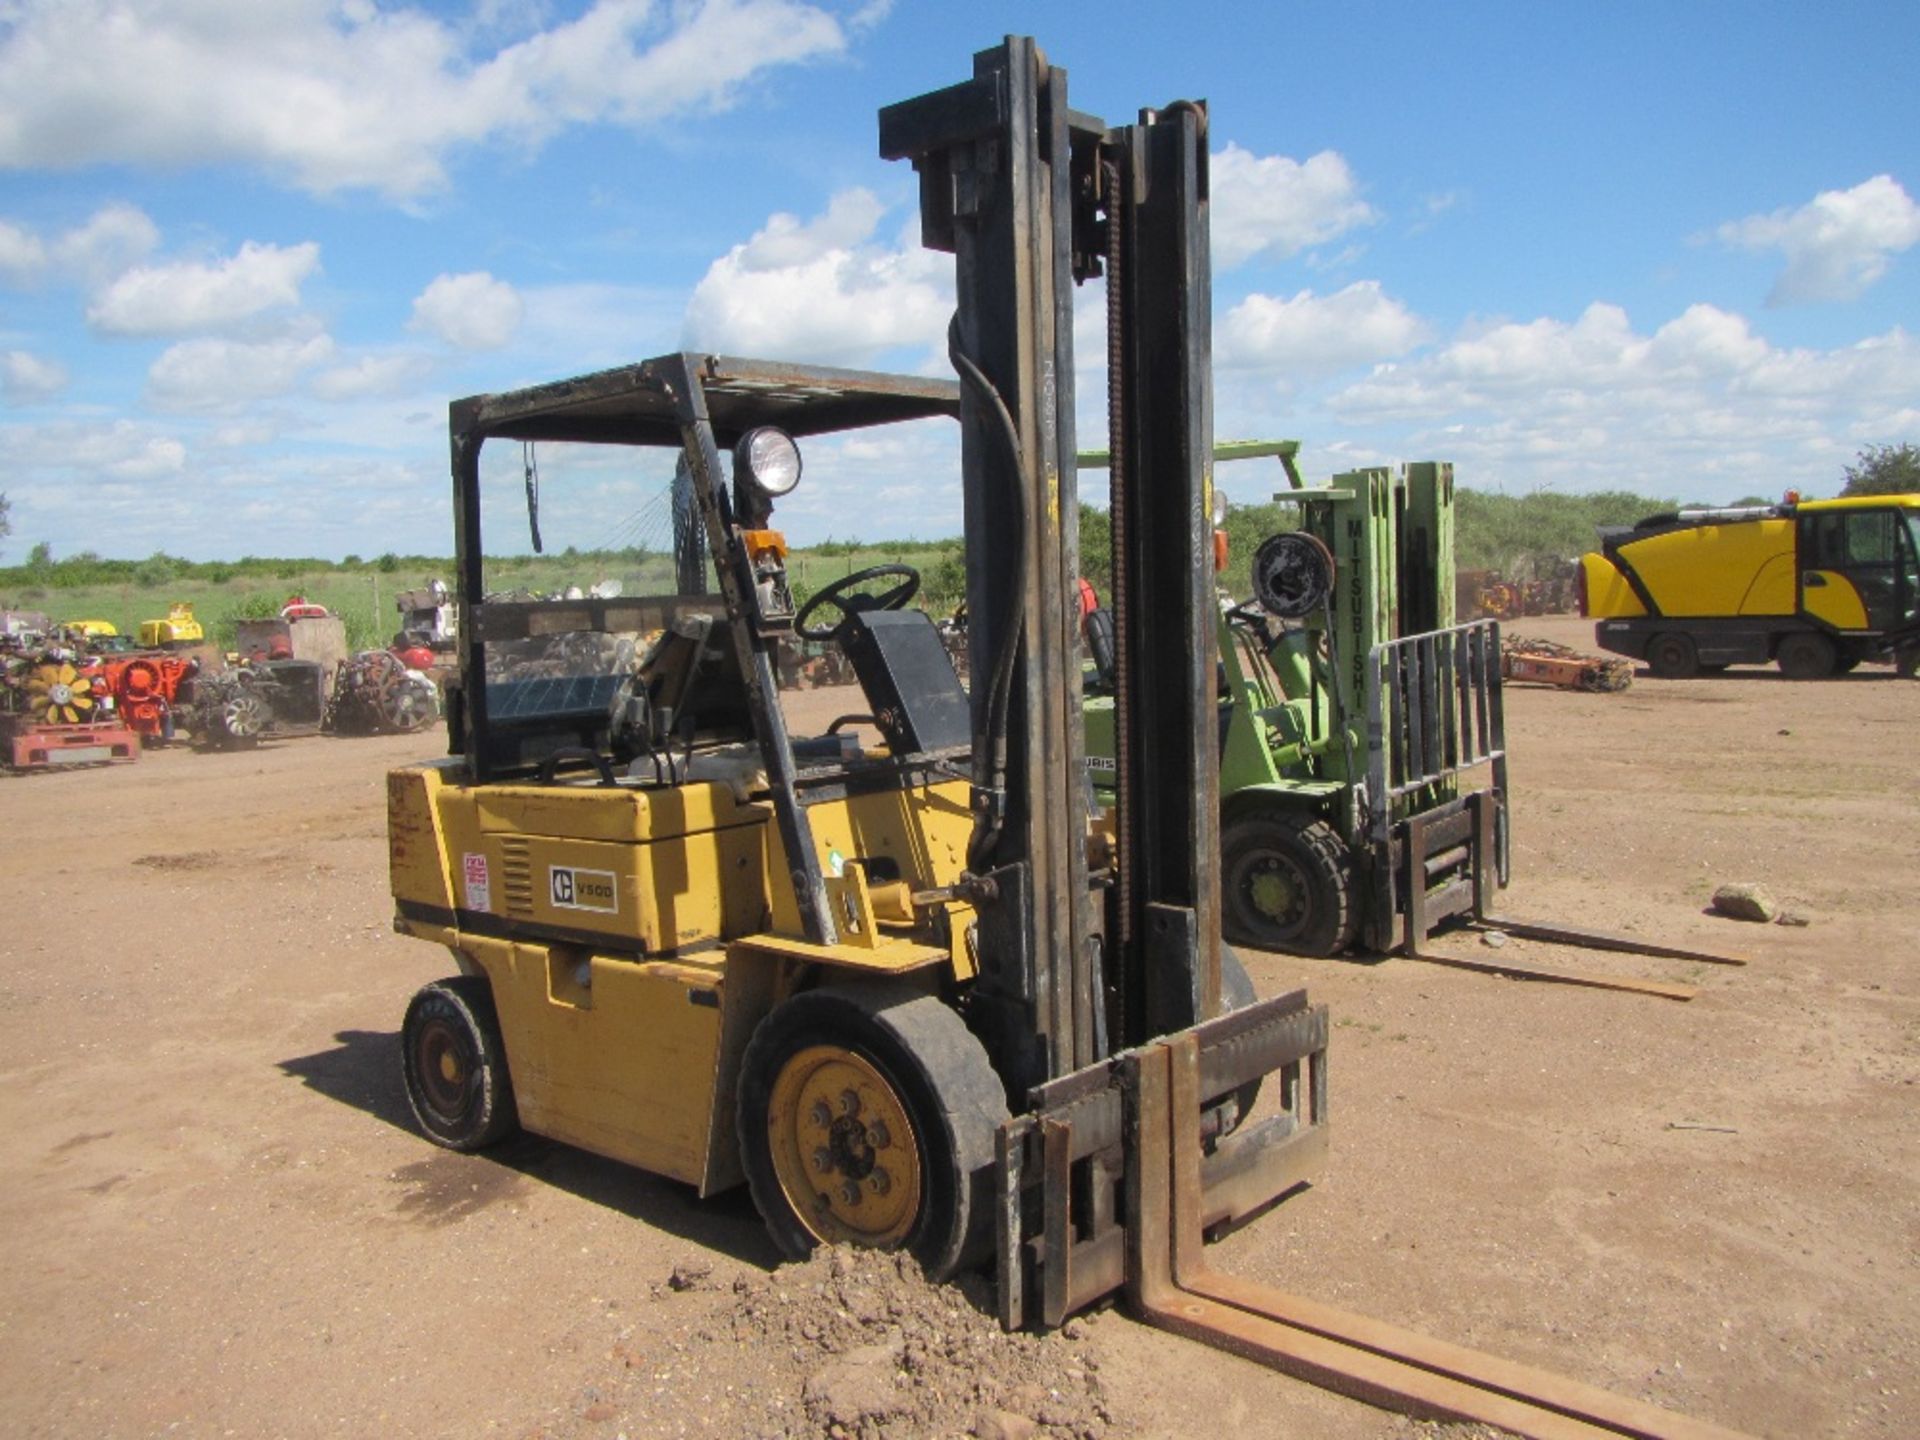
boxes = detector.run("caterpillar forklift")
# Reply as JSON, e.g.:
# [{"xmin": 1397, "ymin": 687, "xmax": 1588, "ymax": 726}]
[
  {"xmin": 387, "ymin": 38, "xmax": 1746, "ymax": 1437},
  {"xmin": 389, "ymin": 36, "xmax": 1325, "ymax": 1301}
]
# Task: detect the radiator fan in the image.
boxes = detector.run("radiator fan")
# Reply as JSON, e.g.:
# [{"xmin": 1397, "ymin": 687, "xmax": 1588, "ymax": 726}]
[{"xmin": 24, "ymin": 661, "xmax": 98, "ymax": 725}]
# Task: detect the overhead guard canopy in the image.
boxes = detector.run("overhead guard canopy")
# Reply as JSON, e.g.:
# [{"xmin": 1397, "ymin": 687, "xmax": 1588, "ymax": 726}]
[{"xmin": 452, "ymin": 352, "xmax": 962, "ymax": 449}]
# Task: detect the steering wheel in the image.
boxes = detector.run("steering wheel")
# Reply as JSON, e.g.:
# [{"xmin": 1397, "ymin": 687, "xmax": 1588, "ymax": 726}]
[{"xmin": 794, "ymin": 563, "xmax": 922, "ymax": 642}]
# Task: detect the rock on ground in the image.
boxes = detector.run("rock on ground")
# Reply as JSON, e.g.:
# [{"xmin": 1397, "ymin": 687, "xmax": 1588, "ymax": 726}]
[{"xmin": 1710, "ymin": 882, "xmax": 1777, "ymax": 923}]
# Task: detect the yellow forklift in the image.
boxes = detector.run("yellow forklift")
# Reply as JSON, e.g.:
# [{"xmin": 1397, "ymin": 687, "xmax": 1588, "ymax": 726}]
[
  {"xmin": 387, "ymin": 38, "xmax": 1744, "ymax": 1437},
  {"xmin": 390, "ymin": 37, "xmax": 1326, "ymax": 1295}
]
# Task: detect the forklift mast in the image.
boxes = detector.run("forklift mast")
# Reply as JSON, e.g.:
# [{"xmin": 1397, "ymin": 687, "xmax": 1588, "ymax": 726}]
[
  {"xmin": 1286, "ymin": 462, "xmax": 1459, "ymax": 787},
  {"xmin": 881, "ymin": 36, "xmax": 1220, "ymax": 1097}
]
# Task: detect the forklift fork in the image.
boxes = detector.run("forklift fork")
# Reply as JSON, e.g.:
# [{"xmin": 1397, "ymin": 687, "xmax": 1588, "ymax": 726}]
[{"xmin": 1003, "ymin": 1005, "xmax": 1751, "ymax": 1439}]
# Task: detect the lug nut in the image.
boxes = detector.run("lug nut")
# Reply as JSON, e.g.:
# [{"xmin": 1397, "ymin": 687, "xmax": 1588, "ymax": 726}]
[
  {"xmin": 810, "ymin": 1100, "xmax": 832, "ymax": 1128},
  {"xmin": 840, "ymin": 1180, "xmax": 862, "ymax": 1206},
  {"xmin": 840, "ymin": 1089, "xmax": 861, "ymax": 1117},
  {"xmin": 865, "ymin": 1122, "xmax": 890, "ymax": 1149},
  {"xmin": 869, "ymin": 1168, "xmax": 891, "ymax": 1196},
  {"xmin": 812, "ymin": 1147, "xmax": 833, "ymax": 1174}
]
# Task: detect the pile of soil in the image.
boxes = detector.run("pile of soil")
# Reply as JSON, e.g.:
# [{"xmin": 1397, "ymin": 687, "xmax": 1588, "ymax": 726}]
[{"xmin": 556, "ymin": 1247, "xmax": 1116, "ymax": 1440}]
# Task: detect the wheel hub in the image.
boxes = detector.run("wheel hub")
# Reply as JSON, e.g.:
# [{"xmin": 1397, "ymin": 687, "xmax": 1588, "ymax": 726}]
[
  {"xmin": 770, "ymin": 1047, "xmax": 919, "ymax": 1247},
  {"xmin": 1243, "ymin": 853, "xmax": 1308, "ymax": 928},
  {"xmin": 417, "ymin": 1020, "xmax": 472, "ymax": 1119}
]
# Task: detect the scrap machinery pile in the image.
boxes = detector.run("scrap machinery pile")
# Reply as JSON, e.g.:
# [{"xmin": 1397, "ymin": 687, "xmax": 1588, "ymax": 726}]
[
  {"xmin": 189, "ymin": 648, "xmax": 440, "ymax": 748},
  {"xmin": 1499, "ymin": 633, "xmax": 1633, "ymax": 692}
]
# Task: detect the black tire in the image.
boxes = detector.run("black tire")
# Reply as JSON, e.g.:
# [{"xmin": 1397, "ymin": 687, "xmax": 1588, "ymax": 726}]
[
  {"xmin": 1898, "ymin": 646, "xmax": 1920, "ymax": 680},
  {"xmin": 1776, "ymin": 632, "xmax": 1836, "ymax": 680},
  {"xmin": 1833, "ymin": 655, "xmax": 1861, "ymax": 674},
  {"xmin": 1646, "ymin": 632, "xmax": 1699, "ymax": 679},
  {"xmin": 401, "ymin": 976, "xmax": 519, "ymax": 1151},
  {"xmin": 738, "ymin": 983, "xmax": 1008, "ymax": 1281},
  {"xmin": 1221, "ymin": 810, "xmax": 1357, "ymax": 957}
]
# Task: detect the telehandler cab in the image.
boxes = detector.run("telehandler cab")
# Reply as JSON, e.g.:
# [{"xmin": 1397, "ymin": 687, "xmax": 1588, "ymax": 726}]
[{"xmin": 387, "ymin": 38, "xmax": 1749, "ymax": 1437}]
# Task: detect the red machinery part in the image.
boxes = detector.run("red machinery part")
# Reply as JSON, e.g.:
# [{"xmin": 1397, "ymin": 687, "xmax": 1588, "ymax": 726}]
[
  {"xmin": 102, "ymin": 654, "xmax": 191, "ymax": 742},
  {"xmin": 7, "ymin": 719, "xmax": 140, "ymax": 769}
]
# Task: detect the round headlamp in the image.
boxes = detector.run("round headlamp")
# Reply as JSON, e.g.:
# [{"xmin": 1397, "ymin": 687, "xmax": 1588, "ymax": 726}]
[{"xmin": 734, "ymin": 427, "xmax": 803, "ymax": 497}]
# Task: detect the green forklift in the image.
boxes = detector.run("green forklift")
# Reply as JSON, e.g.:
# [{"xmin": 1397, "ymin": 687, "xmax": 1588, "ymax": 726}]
[{"xmin": 1085, "ymin": 442, "xmax": 1509, "ymax": 959}]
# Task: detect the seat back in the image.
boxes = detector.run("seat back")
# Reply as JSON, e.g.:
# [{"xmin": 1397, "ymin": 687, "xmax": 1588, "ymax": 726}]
[{"xmin": 838, "ymin": 608, "xmax": 971, "ymax": 754}]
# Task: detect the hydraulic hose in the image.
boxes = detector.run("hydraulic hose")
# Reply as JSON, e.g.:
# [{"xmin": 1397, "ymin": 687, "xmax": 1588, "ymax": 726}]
[{"xmin": 947, "ymin": 313, "xmax": 1028, "ymax": 874}]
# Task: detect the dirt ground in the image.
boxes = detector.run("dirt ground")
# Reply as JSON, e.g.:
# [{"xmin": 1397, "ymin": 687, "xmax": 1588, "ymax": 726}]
[{"xmin": 2, "ymin": 613, "xmax": 1914, "ymax": 1439}]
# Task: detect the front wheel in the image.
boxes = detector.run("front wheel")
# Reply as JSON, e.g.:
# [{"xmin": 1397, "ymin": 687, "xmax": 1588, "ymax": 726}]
[
  {"xmin": 1221, "ymin": 811, "xmax": 1357, "ymax": 957},
  {"xmin": 1646, "ymin": 632, "xmax": 1700, "ymax": 679},
  {"xmin": 738, "ymin": 983, "xmax": 1008, "ymax": 1281},
  {"xmin": 401, "ymin": 977, "xmax": 519, "ymax": 1151},
  {"xmin": 1776, "ymin": 632, "xmax": 1836, "ymax": 680}
]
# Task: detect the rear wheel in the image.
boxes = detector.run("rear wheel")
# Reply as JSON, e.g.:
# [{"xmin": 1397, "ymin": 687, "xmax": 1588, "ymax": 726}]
[
  {"xmin": 1221, "ymin": 811, "xmax": 1357, "ymax": 957},
  {"xmin": 1776, "ymin": 632, "xmax": 1837, "ymax": 680},
  {"xmin": 1646, "ymin": 632, "xmax": 1700, "ymax": 679},
  {"xmin": 401, "ymin": 977, "xmax": 519, "ymax": 1151},
  {"xmin": 739, "ymin": 983, "xmax": 1008, "ymax": 1280}
]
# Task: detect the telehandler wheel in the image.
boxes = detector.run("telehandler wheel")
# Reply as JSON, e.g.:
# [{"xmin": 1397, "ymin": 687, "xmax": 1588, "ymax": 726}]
[
  {"xmin": 1646, "ymin": 632, "xmax": 1700, "ymax": 679},
  {"xmin": 1776, "ymin": 632, "xmax": 1837, "ymax": 679},
  {"xmin": 401, "ymin": 977, "xmax": 519, "ymax": 1152},
  {"xmin": 739, "ymin": 983, "xmax": 1008, "ymax": 1281},
  {"xmin": 1221, "ymin": 811, "xmax": 1357, "ymax": 958}
]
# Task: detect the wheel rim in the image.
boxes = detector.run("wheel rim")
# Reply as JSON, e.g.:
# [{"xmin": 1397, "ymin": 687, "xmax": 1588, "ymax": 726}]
[
  {"xmin": 1233, "ymin": 847, "xmax": 1311, "ymax": 940},
  {"xmin": 414, "ymin": 1016, "xmax": 476, "ymax": 1125},
  {"xmin": 767, "ymin": 1045, "xmax": 921, "ymax": 1248}
]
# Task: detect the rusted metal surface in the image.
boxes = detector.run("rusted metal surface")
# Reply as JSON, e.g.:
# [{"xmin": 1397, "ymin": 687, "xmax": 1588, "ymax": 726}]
[
  {"xmin": 1000, "ymin": 988, "xmax": 1330, "ymax": 1330},
  {"xmin": 1476, "ymin": 916, "xmax": 1748, "ymax": 967},
  {"xmin": 1120, "ymin": 1032, "xmax": 1754, "ymax": 1440},
  {"xmin": 1406, "ymin": 948, "xmax": 1700, "ymax": 1001}
]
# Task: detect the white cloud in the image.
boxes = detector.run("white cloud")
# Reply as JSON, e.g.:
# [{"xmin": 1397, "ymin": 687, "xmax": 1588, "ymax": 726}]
[
  {"xmin": 53, "ymin": 203, "xmax": 162, "ymax": 286},
  {"xmin": 682, "ymin": 192, "xmax": 952, "ymax": 364},
  {"xmin": 409, "ymin": 271, "xmax": 525, "ymax": 350},
  {"xmin": 0, "ymin": 348, "xmax": 68, "ymax": 403},
  {"xmin": 1217, "ymin": 281, "xmax": 1429, "ymax": 377},
  {"xmin": 0, "ymin": 0, "xmax": 853, "ymax": 201},
  {"xmin": 0, "ymin": 203, "xmax": 160, "ymax": 289},
  {"xmin": 87, "ymin": 240, "xmax": 320, "ymax": 336},
  {"xmin": 1717, "ymin": 175, "xmax": 1920, "ymax": 306},
  {"xmin": 0, "ymin": 220, "xmax": 48, "ymax": 285},
  {"xmin": 1, "ymin": 418, "xmax": 187, "ymax": 482},
  {"xmin": 147, "ymin": 328, "xmax": 337, "ymax": 412},
  {"xmin": 1321, "ymin": 302, "xmax": 1920, "ymax": 496},
  {"xmin": 311, "ymin": 351, "xmax": 435, "ymax": 400},
  {"xmin": 1211, "ymin": 145, "xmax": 1378, "ymax": 269}
]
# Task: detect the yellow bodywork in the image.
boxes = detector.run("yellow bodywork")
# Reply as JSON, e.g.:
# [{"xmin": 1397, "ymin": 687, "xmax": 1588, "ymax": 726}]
[
  {"xmin": 388, "ymin": 759, "xmax": 977, "ymax": 1195},
  {"xmin": 1584, "ymin": 495, "xmax": 1915, "ymax": 631},
  {"xmin": 1800, "ymin": 571, "xmax": 1870, "ymax": 630},
  {"xmin": 137, "ymin": 603, "xmax": 204, "ymax": 648},
  {"xmin": 1595, "ymin": 517, "xmax": 1797, "ymax": 618}
]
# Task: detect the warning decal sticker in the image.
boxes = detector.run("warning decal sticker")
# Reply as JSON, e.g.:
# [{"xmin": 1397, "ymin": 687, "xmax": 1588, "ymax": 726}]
[{"xmin": 463, "ymin": 852, "xmax": 491, "ymax": 913}]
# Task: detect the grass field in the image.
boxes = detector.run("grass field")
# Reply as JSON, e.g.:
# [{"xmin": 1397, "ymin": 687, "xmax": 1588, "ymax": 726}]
[{"xmin": 0, "ymin": 542, "xmax": 968, "ymax": 652}]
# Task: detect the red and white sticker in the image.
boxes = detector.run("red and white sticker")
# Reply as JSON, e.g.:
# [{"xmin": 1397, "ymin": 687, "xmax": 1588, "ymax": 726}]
[{"xmin": 462, "ymin": 852, "xmax": 491, "ymax": 913}]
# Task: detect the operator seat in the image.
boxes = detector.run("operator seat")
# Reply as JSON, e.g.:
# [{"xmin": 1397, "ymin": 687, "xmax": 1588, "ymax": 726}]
[{"xmin": 837, "ymin": 608, "xmax": 971, "ymax": 755}]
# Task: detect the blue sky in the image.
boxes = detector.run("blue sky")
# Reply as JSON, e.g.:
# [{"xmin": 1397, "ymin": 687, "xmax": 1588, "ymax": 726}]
[{"xmin": 0, "ymin": 0, "xmax": 1915, "ymax": 561}]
